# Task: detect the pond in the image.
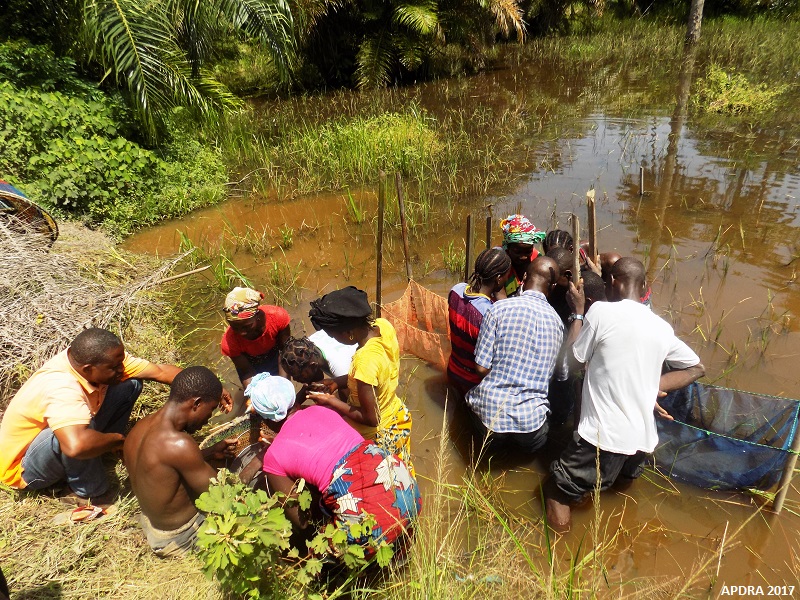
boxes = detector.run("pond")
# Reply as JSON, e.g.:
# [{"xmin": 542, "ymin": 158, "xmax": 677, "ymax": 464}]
[{"xmin": 125, "ymin": 46, "xmax": 800, "ymax": 594}]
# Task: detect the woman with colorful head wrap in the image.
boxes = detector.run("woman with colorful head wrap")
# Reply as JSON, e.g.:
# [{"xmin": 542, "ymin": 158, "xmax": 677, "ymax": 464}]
[
  {"xmin": 500, "ymin": 214, "xmax": 547, "ymax": 297},
  {"xmin": 220, "ymin": 287, "xmax": 292, "ymax": 389},
  {"xmin": 305, "ymin": 286, "xmax": 414, "ymax": 474}
]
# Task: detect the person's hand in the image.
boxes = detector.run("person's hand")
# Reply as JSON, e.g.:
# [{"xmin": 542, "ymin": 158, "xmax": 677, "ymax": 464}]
[
  {"xmin": 207, "ymin": 437, "xmax": 238, "ymax": 460},
  {"xmin": 258, "ymin": 430, "xmax": 276, "ymax": 446},
  {"xmin": 307, "ymin": 391, "xmax": 338, "ymax": 408},
  {"xmin": 584, "ymin": 255, "xmax": 602, "ymax": 277},
  {"xmin": 567, "ymin": 279, "xmax": 586, "ymax": 315},
  {"xmin": 220, "ymin": 388, "xmax": 234, "ymax": 414},
  {"xmin": 654, "ymin": 393, "xmax": 673, "ymax": 421},
  {"xmin": 309, "ymin": 379, "xmax": 337, "ymax": 394}
]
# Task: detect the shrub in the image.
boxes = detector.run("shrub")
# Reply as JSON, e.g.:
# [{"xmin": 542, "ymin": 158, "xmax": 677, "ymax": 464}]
[
  {"xmin": 0, "ymin": 80, "xmax": 226, "ymax": 236},
  {"xmin": 694, "ymin": 63, "xmax": 789, "ymax": 115},
  {"xmin": 195, "ymin": 470, "xmax": 394, "ymax": 599}
]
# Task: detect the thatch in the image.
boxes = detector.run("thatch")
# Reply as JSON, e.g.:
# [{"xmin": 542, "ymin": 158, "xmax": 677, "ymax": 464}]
[{"xmin": 0, "ymin": 218, "xmax": 185, "ymax": 408}]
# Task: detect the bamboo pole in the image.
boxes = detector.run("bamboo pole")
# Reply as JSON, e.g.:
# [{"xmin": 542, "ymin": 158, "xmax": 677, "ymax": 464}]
[
  {"xmin": 587, "ymin": 186, "xmax": 597, "ymax": 264},
  {"xmin": 395, "ymin": 173, "xmax": 413, "ymax": 281},
  {"xmin": 464, "ymin": 214, "xmax": 473, "ymax": 283},
  {"xmin": 485, "ymin": 215, "xmax": 492, "ymax": 248},
  {"xmin": 376, "ymin": 171, "xmax": 386, "ymax": 317},
  {"xmin": 772, "ymin": 425, "xmax": 800, "ymax": 513},
  {"xmin": 571, "ymin": 214, "xmax": 581, "ymax": 283}
]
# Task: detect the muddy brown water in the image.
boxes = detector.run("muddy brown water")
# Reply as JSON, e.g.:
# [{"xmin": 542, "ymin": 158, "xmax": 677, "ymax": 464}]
[{"xmin": 125, "ymin": 56, "xmax": 800, "ymax": 594}]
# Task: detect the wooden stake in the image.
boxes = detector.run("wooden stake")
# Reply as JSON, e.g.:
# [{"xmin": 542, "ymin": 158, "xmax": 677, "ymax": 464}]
[
  {"xmin": 571, "ymin": 213, "xmax": 581, "ymax": 283},
  {"xmin": 587, "ymin": 186, "xmax": 597, "ymax": 264},
  {"xmin": 639, "ymin": 166, "xmax": 645, "ymax": 196},
  {"xmin": 376, "ymin": 171, "xmax": 386, "ymax": 317},
  {"xmin": 395, "ymin": 172, "xmax": 413, "ymax": 281},
  {"xmin": 464, "ymin": 214, "xmax": 473, "ymax": 283},
  {"xmin": 773, "ymin": 424, "xmax": 800, "ymax": 514},
  {"xmin": 485, "ymin": 215, "xmax": 492, "ymax": 248}
]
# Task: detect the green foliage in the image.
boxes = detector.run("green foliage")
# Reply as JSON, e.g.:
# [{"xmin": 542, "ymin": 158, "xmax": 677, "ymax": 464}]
[
  {"xmin": 694, "ymin": 64, "xmax": 789, "ymax": 115},
  {"xmin": 0, "ymin": 40, "xmax": 99, "ymax": 97},
  {"xmin": 441, "ymin": 240, "xmax": 465, "ymax": 274},
  {"xmin": 195, "ymin": 470, "xmax": 294, "ymax": 598},
  {"xmin": 0, "ymin": 80, "xmax": 227, "ymax": 236},
  {"xmin": 232, "ymin": 106, "xmax": 445, "ymax": 194},
  {"xmin": 195, "ymin": 471, "xmax": 394, "ymax": 599}
]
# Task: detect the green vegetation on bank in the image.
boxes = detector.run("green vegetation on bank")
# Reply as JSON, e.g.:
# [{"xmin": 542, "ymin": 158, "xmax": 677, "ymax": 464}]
[{"xmin": 0, "ymin": 41, "xmax": 227, "ymax": 237}]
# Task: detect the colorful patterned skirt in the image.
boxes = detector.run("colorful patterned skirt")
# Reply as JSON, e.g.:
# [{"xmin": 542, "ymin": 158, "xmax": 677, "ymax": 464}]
[
  {"xmin": 321, "ymin": 440, "xmax": 421, "ymax": 557},
  {"xmin": 375, "ymin": 403, "xmax": 415, "ymax": 476}
]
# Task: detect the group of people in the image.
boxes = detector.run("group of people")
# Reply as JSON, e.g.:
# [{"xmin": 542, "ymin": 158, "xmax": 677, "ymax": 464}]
[
  {"xmin": 0, "ymin": 210, "xmax": 704, "ymax": 571},
  {"xmin": 447, "ymin": 214, "xmax": 704, "ymax": 529},
  {"xmin": 0, "ymin": 285, "xmax": 420, "ymax": 562}
]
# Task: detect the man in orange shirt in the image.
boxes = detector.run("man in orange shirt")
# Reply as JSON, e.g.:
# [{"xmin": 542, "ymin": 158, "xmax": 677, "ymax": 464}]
[{"xmin": 0, "ymin": 328, "xmax": 183, "ymax": 504}]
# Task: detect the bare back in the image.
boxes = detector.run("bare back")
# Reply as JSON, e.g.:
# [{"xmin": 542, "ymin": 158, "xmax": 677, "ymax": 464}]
[{"xmin": 124, "ymin": 412, "xmax": 215, "ymax": 531}]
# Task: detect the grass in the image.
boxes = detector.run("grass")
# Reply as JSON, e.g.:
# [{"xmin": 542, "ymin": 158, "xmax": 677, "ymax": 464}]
[{"xmin": 440, "ymin": 240, "xmax": 466, "ymax": 275}]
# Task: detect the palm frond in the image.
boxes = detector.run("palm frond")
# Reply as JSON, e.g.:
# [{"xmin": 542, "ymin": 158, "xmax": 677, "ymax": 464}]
[
  {"xmin": 393, "ymin": 32, "xmax": 427, "ymax": 70},
  {"xmin": 82, "ymin": 0, "xmax": 239, "ymax": 140},
  {"xmin": 215, "ymin": 0, "xmax": 297, "ymax": 78},
  {"xmin": 392, "ymin": 1, "xmax": 438, "ymax": 36},
  {"xmin": 477, "ymin": 0, "xmax": 526, "ymax": 40},
  {"xmin": 355, "ymin": 34, "xmax": 395, "ymax": 89}
]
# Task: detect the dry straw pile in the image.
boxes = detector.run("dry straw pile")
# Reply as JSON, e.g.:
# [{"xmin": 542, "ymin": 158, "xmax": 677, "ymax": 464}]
[{"xmin": 0, "ymin": 218, "xmax": 183, "ymax": 408}]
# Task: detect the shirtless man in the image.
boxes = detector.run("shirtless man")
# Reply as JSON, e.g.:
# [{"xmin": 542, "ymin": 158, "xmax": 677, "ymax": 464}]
[{"xmin": 124, "ymin": 366, "xmax": 236, "ymax": 558}]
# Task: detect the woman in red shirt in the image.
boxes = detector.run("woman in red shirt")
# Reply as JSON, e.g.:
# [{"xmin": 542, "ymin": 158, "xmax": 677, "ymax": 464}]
[{"xmin": 220, "ymin": 287, "xmax": 291, "ymax": 387}]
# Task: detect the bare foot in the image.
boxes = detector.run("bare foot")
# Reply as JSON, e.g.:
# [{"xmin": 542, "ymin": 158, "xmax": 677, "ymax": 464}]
[{"xmin": 545, "ymin": 495, "xmax": 572, "ymax": 533}]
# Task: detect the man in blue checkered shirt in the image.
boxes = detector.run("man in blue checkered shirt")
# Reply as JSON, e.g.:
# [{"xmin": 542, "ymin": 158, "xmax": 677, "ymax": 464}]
[{"xmin": 465, "ymin": 256, "xmax": 564, "ymax": 458}]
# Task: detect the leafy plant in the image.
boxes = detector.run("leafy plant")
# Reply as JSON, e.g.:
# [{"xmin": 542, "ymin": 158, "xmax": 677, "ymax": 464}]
[
  {"xmin": 694, "ymin": 64, "xmax": 789, "ymax": 115},
  {"xmin": 195, "ymin": 470, "xmax": 394, "ymax": 599},
  {"xmin": 0, "ymin": 80, "xmax": 226, "ymax": 236}
]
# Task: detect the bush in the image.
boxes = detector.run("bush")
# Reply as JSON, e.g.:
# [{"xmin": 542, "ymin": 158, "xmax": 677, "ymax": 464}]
[
  {"xmin": 195, "ymin": 471, "xmax": 394, "ymax": 599},
  {"xmin": 694, "ymin": 63, "xmax": 790, "ymax": 114},
  {"xmin": 0, "ymin": 80, "xmax": 226, "ymax": 236}
]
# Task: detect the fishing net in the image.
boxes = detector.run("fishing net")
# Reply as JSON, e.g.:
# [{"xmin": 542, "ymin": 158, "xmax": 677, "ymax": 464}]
[
  {"xmin": 382, "ymin": 280, "xmax": 450, "ymax": 370},
  {"xmin": 654, "ymin": 382, "xmax": 800, "ymax": 491}
]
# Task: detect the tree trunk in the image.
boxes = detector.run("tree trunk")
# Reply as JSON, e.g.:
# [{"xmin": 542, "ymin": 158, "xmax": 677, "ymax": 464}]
[{"xmin": 686, "ymin": 0, "xmax": 706, "ymax": 45}]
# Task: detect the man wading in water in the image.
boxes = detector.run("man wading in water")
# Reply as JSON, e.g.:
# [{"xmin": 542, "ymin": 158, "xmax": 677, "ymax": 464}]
[
  {"xmin": 124, "ymin": 366, "xmax": 236, "ymax": 558},
  {"xmin": 545, "ymin": 258, "xmax": 704, "ymax": 531}
]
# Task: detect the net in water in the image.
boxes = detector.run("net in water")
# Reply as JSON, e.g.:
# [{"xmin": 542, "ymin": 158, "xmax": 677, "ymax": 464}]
[{"xmin": 654, "ymin": 382, "xmax": 800, "ymax": 491}]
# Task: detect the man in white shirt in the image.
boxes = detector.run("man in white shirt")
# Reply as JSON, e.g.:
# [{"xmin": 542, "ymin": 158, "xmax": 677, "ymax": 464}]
[{"xmin": 545, "ymin": 258, "xmax": 704, "ymax": 531}]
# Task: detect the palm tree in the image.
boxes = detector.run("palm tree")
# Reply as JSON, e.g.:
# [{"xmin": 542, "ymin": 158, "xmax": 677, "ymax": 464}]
[
  {"xmin": 81, "ymin": 0, "xmax": 295, "ymax": 140},
  {"xmin": 296, "ymin": 0, "xmax": 524, "ymax": 89}
]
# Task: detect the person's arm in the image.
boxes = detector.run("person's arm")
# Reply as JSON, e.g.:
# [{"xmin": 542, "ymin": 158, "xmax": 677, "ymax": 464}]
[
  {"xmin": 267, "ymin": 473, "xmax": 309, "ymax": 529},
  {"xmin": 564, "ymin": 280, "xmax": 586, "ymax": 348},
  {"xmin": 475, "ymin": 364, "xmax": 490, "ymax": 377},
  {"xmin": 307, "ymin": 378, "xmax": 379, "ymax": 427},
  {"xmin": 200, "ymin": 438, "xmax": 238, "ymax": 461},
  {"xmin": 166, "ymin": 436, "xmax": 219, "ymax": 499},
  {"xmin": 133, "ymin": 362, "xmax": 182, "ymax": 385},
  {"xmin": 659, "ymin": 364, "xmax": 705, "ymax": 394},
  {"xmin": 231, "ymin": 354, "xmax": 256, "ymax": 389},
  {"xmin": 53, "ymin": 425, "xmax": 124, "ymax": 460}
]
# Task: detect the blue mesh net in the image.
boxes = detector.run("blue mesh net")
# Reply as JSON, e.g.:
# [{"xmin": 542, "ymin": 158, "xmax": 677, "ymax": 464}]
[{"xmin": 654, "ymin": 382, "xmax": 800, "ymax": 491}]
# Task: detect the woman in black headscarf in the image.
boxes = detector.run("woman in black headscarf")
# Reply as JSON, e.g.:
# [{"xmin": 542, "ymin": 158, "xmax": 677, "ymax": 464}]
[{"xmin": 306, "ymin": 286, "xmax": 414, "ymax": 472}]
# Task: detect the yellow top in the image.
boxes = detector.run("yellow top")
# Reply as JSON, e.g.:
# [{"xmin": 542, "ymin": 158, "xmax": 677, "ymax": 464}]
[
  {"xmin": 346, "ymin": 318, "xmax": 404, "ymax": 439},
  {"xmin": 0, "ymin": 349, "xmax": 150, "ymax": 488}
]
